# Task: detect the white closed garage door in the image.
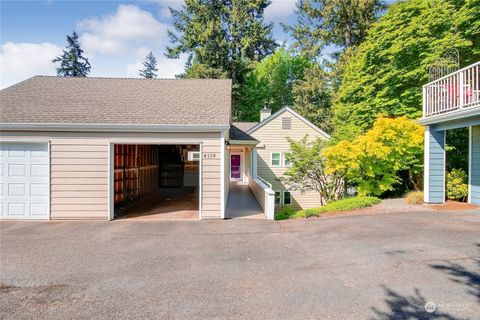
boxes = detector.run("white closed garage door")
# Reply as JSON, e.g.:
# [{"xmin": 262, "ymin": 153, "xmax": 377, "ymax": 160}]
[{"xmin": 0, "ymin": 143, "xmax": 49, "ymax": 219}]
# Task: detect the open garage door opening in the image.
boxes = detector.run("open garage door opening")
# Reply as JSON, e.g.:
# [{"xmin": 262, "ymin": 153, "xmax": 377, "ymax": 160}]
[{"xmin": 113, "ymin": 144, "xmax": 200, "ymax": 220}]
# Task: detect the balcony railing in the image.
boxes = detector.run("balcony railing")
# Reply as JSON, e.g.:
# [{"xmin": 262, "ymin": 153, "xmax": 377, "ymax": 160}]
[{"xmin": 423, "ymin": 61, "xmax": 480, "ymax": 117}]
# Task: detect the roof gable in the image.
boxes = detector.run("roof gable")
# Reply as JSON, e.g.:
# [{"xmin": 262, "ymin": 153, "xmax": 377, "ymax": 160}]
[{"xmin": 246, "ymin": 107, "xmax": 330, "ymax": 139}]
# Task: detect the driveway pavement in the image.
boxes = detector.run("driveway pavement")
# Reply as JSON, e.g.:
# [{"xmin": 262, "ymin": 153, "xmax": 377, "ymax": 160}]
[{"xmin": 1, "ymin": 210, "xmax": 479, "ymax": 319}]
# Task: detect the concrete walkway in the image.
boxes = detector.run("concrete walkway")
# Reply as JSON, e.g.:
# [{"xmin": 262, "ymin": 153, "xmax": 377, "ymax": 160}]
[{"xmin": 226, "ymin": 182, "xmax": 266, "ymax": 219}]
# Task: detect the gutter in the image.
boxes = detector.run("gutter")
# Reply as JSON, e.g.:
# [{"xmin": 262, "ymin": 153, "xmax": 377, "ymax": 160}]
[{"xmin": 0, "ymin": 123, "xmax": 230, "ymax": 133}]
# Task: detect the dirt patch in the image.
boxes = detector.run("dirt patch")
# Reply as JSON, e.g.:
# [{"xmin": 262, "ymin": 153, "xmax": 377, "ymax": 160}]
[{"xmin": 428, "ymin": 200, "xmax": 480, "ymax": 211}]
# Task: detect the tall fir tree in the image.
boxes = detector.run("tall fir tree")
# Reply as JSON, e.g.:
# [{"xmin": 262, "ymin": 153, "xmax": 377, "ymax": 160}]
[
  {"xmin": 285, "ymin": 0, "xmax": 386, "ymax": 59},
  {"xmin": 166, "ymin": 0, "xmax": 277, "ymax": 86},
  {"xmin": 139, "ymin": 51, "xmax": 159, "ymax": 78},
  {"xmin": 52, "ymin": 31, "xmax": 91, "ymax": 77}
]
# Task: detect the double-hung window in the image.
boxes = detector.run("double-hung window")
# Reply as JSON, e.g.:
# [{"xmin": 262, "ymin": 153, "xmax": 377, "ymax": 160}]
[
  {"xmin": 283, "ymin": 153, "xmax": 292, "ymax": 167},
  {"xmin": 283, "ymin": 191, "xmax": 292, "ymax": 205},
  {"xmin": 271, "ymin": 152, "xmax": 281, "ymax": 167},
  {"xmin": 274, "ymin": 191, "xmax": 281, "ymax": 205}
]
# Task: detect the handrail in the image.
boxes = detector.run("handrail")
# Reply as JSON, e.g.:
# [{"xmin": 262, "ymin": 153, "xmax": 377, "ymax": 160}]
[
  {"xmin": 423, "ymin": 61, "xmax": 479, "ymax": 117},
  {"xmin": 423, "ymin": 61, "xmax": 480, "ymax": 87},
  {"xmin": 256, "ymin": 175, "xmax": 272, "ymax": 190}
]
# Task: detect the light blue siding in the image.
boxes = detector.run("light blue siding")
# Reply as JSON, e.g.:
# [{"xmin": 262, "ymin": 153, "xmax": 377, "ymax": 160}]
[
  {"xmin": 426, "ymin": 127, "xmax": 445, "ymax": 203},
  {"xmin": 471, "ymin": 126, "xmax": 480, "ymax": 205}
]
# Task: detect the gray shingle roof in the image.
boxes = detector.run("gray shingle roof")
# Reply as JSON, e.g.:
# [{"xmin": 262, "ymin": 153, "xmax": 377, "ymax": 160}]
[
  {"xmin": 229, "ymin": 125, "xmax": 258, "ymax": 142},
  {"xmin": 0, "ymin": 76, "xmax": 232, "ymax": 127},
  {"xmin": 232, "ymin": 121, "xmax": 258, "ymax": 132}
]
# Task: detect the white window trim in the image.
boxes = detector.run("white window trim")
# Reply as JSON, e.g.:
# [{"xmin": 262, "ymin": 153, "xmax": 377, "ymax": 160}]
[
  {"xmin": 270, "ymin": 152, "xmax": 281, "ymax": 167},
  {"xmin": 283, "ymin": 152, "xmax": 292, "ymax": 167},
  {"xmin": 274, "ymin": 191, "xmax": 282, "ymax": 205},
  {"xmin": 282, "ymin": 191, "xmax": 292, "ymax": 205}
]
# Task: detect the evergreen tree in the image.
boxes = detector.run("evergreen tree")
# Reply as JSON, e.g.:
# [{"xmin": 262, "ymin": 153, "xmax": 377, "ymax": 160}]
[
  {"xmin": 166, "ymin": 0, "xmax": 277, "ymax": 85},
  {"xmin": 285, "ymin": 0, "xmax": 386, "ymax": 59},
  {"xmin": 139, "ymin": 51, "xmax": 159, "ymax": 78},
  {"xmin": 52, "ymin": 31, "xmax": 91, "ymax": 77}
]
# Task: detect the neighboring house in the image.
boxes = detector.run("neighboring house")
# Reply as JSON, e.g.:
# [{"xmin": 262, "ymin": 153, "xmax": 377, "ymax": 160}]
[
  {"xmin": 234, "ymin": 107, "xmax": 329, "ymax": 211},
  {"xmin": 0, "ymin": 76, "xmax": 327, "ymax": 221},
  {"xmin": 418, "ymin": 61, "xmax": 480, "ymax": 205}
]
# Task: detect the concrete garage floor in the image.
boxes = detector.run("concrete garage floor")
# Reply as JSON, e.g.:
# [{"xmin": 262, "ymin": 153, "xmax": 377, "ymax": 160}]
[
  {"xmin": 1, "ymin": 210, "xmax": 479, "ymax": 319},
  {"xmin": 116, "ymin": 187, "xmax": 198, "ymax": 220}
]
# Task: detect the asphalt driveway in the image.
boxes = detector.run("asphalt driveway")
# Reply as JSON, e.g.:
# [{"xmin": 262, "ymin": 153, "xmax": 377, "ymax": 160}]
[{"xmin": 1, "ymin": 210, "xmax": 479, "ymax": 319}]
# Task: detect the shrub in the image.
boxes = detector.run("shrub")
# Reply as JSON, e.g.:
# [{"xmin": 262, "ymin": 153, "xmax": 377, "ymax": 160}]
[
  {"xmin": 446, "ymin": 169, "xmax": 468, "ymax": 201},
  {"xmin": 323, "ymin": 116, "xmax": 424, "ymax": 197},
  {"xmin": 275, "ymin": 206, "xmax": 296, "ymax": 220},
  {"xmin": 286, "ymin": 196, "xmax": 380, "ymax": 219},
  {"xmin": 405, "ymin": 191, "xmax": 424, "ymax": 204}
]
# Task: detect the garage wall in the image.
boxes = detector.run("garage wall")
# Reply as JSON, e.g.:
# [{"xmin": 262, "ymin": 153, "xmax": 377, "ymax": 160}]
[
  {"xmin": 201, "ymin": 138, "xmax": 222, "ymax": 219},
  {"xmin": 50, "ymin": 139, "xmax": 109, "ymax": 219},
  {"xmin": 1, "ymin": 131, "xmax": 224, "ymax": 220}
]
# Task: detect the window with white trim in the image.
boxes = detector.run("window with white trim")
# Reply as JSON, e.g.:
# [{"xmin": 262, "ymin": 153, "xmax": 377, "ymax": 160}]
[
  {"xmin": 275, "ymin": 191, "xmax": 281, "ymax": 205},
  {"xmin": 271, "ymin": 152, "xmax": 281, "ymax": 167},
  {"xmin": 283, "ymin": 191, "xmax": 292, "ymax": 205},
  {"xmin": 283, "ymin": 153, "xmax": 292, "ymax": 167}
]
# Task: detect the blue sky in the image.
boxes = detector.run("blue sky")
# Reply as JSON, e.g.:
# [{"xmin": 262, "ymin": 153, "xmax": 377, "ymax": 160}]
[{"xmin": 0, "ymin": 0, "xmax": 298, "ymax": 88}]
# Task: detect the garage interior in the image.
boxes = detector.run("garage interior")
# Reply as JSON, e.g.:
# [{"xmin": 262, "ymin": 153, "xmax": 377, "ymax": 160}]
[{"xmin": 114, "ymin": 144, "xmax": 200, "ymax": 220}]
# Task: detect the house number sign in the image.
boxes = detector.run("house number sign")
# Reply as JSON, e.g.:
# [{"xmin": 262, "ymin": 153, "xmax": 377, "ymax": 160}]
[{"xmin": 203, "ymin": 153, "xmax": 217, "ymax": 159}]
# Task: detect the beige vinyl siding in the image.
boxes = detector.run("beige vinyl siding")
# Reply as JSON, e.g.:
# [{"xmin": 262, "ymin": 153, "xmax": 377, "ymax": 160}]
[
  {"xmin": 224, "ymin": 146, "xmax": 230, "ymax": 210},
  {"xmin": 2, "ymin": 131, "xmax": 223, "ymax": 220},
  {"xmin": 201, "ymin": 138, "xmax": 222, "ymax": 219},
  {"xmin": 250, "ymin": 109, "xmax": 328, "ymax": 210},
  {"xmin": 50, "ymin": 139, "xmax": 109, "ymax": 219}
]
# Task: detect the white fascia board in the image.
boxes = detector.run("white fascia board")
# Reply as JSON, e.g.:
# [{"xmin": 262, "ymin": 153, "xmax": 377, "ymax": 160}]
[
  {"xmin": 246, "ymin": 107, "xmax": 330, "ymax": 139},
  {"xmin": 417, "ymin": 106, "xmax": 480, "ymax": 126},
  {"xmin": 228, "ymin": 140, "xmax": 259, "ymax": 145},
  {"xmin": 0, "ymin": 123, "xmax": 230, "ymax": 133}
]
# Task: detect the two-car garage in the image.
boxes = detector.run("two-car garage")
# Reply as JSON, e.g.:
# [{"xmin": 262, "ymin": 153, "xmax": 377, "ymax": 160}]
[{"xmin": 0, "ymin": 76, "xmax": 231, "ymax": 221}]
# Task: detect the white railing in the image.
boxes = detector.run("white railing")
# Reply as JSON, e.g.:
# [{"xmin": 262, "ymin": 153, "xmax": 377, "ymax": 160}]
[
  {"xmin": 256, "ymin": 175, "xmax": 272, "ymax": 189},
  {"xmin": 249, "ymin": 175, "xmax": 275, "ymax": 220},
  {"xmin": 423, "ymin": 61, "xmax": 480, "ymax": 117}
]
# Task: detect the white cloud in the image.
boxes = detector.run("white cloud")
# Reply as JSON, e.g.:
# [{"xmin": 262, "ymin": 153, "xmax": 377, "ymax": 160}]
[
  {"xmin": 74, "ymin": 4, "xmax": 185, "ymax": 79},
  {"xmin": 77, "ymin": 4, "xmax": 168, "ymax": 56},
  {"xmin": 126, "ymin": 51, "xmax": 187, "ymax": 78},
  {"xmin": 265, "ymin": 0, "xmax": 297, "ymax": 22},
  {"xmin": 0, "ymin": 42, "xmax": 62, "ymax": 89}
]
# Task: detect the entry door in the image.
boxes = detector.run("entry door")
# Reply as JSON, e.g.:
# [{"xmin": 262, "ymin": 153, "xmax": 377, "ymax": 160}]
[
  {"xmin": 0, "ymin": 143, "xmax": 50, "ymax": 219},
  {"xmin": 230, "ymin": 154, "xmax": 242, "ymax": 180}
]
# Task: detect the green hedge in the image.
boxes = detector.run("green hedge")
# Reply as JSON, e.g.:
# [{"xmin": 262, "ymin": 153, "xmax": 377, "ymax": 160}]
[{"xmin": 275, "ymin": 196, "xmax": 380, "ymax": 220}]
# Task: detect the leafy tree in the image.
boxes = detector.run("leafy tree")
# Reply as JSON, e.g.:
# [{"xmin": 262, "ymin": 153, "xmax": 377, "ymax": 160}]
[
  {"xmin": 292, "ymin": 63, "xmax": 334, "ymax": 133},
  {"xmin": 166, "ymin": 0, "xmax": 277, "ymax": 86},
  {"xmin": 332, "ymin": 0, "xmax": 480, "ymax": 141},
  {"xmin": 323, "ymin": 116, "xmax": 424, "ymax": 196},
  {"xmin": 52, "ymin": 31, "xmax": 91, "ymax": 77},
  {"xmin": 283, "ymin": 135, "xmax": 345, "ymax": 205},
  {"xmin": 285, "ymin": 0, "xmax": 386, "ymax": 59},
  {"xmin": 236, "ymin": 49, "xmax": 310, "ymax": 121},
  {"xmin": 446, "ymin": 128, "xmax": 469, "ymax": 172},
  {"xmin": 139, "ymin": 51, "xmax": 158, "ymax": 78}
]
